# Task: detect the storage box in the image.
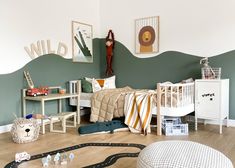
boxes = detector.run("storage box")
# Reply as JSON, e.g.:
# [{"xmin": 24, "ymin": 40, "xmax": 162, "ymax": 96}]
[
  {"xmin": 201, "ymin": 67, "xmax": 221, "ymax": 79},
  {"xmin": 162, "ymin": 117, "xmax": 188, "ymax": 136}
]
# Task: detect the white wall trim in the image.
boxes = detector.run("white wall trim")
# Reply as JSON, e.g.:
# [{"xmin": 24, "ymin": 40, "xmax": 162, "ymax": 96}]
[
  {"xmin": 203, "ymin": 119, "xmax": 235, "ymax": 127},
  {"xmin": 187, "ymin": 117, "xmax": 235, "ymax": 127},
  {"xmin": 0, "ymin": 124, "xmax": 12, "ymax": 134}
]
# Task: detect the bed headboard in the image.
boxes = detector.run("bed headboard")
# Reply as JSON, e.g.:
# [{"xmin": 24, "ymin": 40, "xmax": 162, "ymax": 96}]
[{"xmin": 69, "ymin": 80, "xmax": 81, "ymax": 106}]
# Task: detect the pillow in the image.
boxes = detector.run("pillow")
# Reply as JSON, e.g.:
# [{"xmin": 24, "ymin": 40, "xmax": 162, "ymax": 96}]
[
  {"xmin": 92, "ymin": 79, "xmax": 103, "ymax": 92},
  {"xmin": 104, "ymin": 75, "xmax": 116, "ymax": 89},
  {"xmin": 85, "ymin": 77, "xmax": 93, "ymax": 83},
  {"xmin": 86, "ymin": 76, "xmax": 116, "ymax": 92},
  {"xmin": 81, "ymin": 78, "xmax": 93, "ymax": 93}
]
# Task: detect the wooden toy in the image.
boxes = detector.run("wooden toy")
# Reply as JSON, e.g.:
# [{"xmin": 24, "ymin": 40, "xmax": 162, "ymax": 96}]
[
  {"xmin": 54, "ymin": 153, "xmax": 60, "ymax": 164},
  {"xmin": 24, "ymin": 71, "xmax": 49, "ymax": 97},
  {"xmin": 69, "ymin": 153, "xmax": 75, "ymax": 161},
  {"xmin": 46, "ymin": 154, "xmax": 51, "ymax": 162},
  {"xmin": 15, "ymin": 152, "xmax": 30, "ymax": 162},
  {"xmin": 41, "ymin": 157, "xmax": 49, "ymax": 167},
  {"xmin": 26, "ymin": 87, "xmax": 49, "ymax": 97}
]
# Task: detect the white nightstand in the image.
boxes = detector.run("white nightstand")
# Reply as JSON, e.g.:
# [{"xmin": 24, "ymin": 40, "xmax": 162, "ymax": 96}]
[{"xmin": 195, "ymin": 79, "xmax": 229, "ymax": 134}]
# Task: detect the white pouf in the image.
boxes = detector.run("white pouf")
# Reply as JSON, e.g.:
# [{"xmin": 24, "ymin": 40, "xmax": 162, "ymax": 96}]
[{"xmin": 137, "ymin": 140, "xmax": 233, "ymax": 168}]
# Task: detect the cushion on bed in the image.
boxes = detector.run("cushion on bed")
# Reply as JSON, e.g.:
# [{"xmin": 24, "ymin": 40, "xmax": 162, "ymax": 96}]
[
  {"xmin": 86, "ymin": 76, "xmax": 116, "ymax": 92},
  {"xmin": 81, "ymin": 78, "xmax": 93, "ymax": 93}
]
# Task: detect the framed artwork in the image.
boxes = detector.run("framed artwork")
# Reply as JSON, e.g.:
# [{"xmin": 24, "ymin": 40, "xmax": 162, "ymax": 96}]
[
  {"xmin": 72, "ymin": 21, "xmax": 93, "ymax": 63},
  {"xmin": 135, "ymin": 16, "xmax": 159, "ymax": 54}
]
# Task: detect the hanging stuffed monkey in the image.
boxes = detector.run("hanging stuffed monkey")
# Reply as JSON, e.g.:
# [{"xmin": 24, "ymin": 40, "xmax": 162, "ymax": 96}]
[{"xmin": 105, "ymin": 30, "xmax": 115, "ymax": 76}]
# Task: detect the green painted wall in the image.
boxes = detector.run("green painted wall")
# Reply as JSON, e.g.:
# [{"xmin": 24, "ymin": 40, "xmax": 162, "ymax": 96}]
[
  {"xmin": 0, "ymin": 39, "xmax": 101, "ymax": 125},
  {"xmin": 100, "ymin": 40, "xmax": 235, "ymax": 119},
  {"xmin": 1, "ymin": 38, "xmax": 235, "ymax": 126},
  {"xmin": 100, "ymin": 39, "xmax": 201, "ymax": 88}
]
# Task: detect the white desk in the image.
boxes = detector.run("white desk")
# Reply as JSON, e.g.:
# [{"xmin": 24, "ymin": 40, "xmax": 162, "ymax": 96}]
[{"xmin": 22, "ymin": 88, "xmax": 80, "ymax": 134}]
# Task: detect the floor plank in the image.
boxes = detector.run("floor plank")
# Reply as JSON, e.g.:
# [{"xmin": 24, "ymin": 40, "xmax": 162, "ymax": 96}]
[{"xmin": 1, "ymin": 122, "xmax": 235, "ymax": 167}]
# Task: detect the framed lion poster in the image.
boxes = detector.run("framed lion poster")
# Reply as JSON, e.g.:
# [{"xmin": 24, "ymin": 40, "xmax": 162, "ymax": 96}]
[{"xmin": 135, "ymin": 16, "xmax": 159, "ymax": 54}]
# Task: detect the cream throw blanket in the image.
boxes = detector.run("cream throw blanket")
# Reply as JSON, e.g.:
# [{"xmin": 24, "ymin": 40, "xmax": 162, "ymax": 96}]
[
  {"xmin": 90, "ymin": 87, "xmax": 133, "ymax": 122},
  {"xmin": 124, "ymin": 90, "xmax": 156, "ymax": 135}
]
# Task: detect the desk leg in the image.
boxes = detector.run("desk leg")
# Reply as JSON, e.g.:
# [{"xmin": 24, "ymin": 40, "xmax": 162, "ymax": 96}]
[
  {"xmin": 22, "ymin": 99, "xmax": 26, "ymax": 117},
  {"xmin": 58, "ymin": 99, "xmax": 62, "ymax": 113},
  {"xmin": 22, "ymin": 90, "xmax": 26, "ymax": 117},
  {"xmin": 41, "ymin": 100, "xmax": 45, "ymax": 134}
]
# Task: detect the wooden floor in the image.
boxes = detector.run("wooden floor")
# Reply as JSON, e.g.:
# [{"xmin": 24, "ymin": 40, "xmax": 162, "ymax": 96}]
[{"xmin": 1, "ymin": 121, "xmax": 235, "ymax": 167}]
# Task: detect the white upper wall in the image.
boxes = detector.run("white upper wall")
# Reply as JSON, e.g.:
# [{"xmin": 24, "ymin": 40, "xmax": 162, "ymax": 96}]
[
  {"xmin": 100, "ymin": 0, "xmax": 235, "ymax": 58},
  {"xmin": 2, "ymin": 0, "xmax": 235, "ymax": 74},
  {"xmin": 0, "ymin": 0, "xmax": 100, "ymax": 74}
]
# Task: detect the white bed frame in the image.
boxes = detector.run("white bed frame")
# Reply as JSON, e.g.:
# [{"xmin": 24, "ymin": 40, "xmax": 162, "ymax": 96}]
[
  {"xmin": 69, "ymin": 80, "xmax": 195, "ymax": 136},
  {"xmin": 156, "ymin": 82, "xmax": 195, "ymax": 135},
  {"xmin": 69, "ymin": 80, "xmax": 91, "ymax": 107}
]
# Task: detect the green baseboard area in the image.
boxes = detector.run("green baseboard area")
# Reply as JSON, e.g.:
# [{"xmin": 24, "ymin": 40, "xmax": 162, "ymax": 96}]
[{"xmin": 1, "ymin": 38, "xmax": 235, "ymax": 125}]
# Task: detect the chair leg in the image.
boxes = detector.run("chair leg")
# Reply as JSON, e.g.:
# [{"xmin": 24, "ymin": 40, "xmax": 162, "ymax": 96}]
[{"xmin": 73, "ymin": 114, "xmax": 76, "ymax": 127}]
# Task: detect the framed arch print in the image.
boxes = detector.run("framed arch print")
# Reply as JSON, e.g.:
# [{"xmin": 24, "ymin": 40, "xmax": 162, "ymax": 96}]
[
  {"xmin": 72, "ymin": 21, "xmax": 93, "ymax": 63},
  {"xmin": 135, "ymin": 16, "xmax": 159, "ymax": 54}
]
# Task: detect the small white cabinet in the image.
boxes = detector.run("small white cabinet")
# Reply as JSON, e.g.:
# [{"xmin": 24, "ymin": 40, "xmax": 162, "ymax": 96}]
[{"xmin": 195, "ymin": 79, "xmax": 229, "ymax": 134}]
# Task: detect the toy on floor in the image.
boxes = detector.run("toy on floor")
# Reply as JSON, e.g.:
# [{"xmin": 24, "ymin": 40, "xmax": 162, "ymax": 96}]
[
  {"xmin": 42, "ymin": 152, "xmax": 72, "ymax": 166},
  {"xmin": 60, "ymin": 153, "xmax": 68, "ymax": 165},
  {"xmin": 69, "ymin": 153, "xmax": 75, "ymax": 162},
  {"xmin": 41, "ymin": 158, "xmax": 49, "ymax": 167},
  {"xmin": 15, "ymin": 152, "xmax": 31, "ymax": 163},
  {"xmin": 54, "ymin": 153, "xmax": 60, "ymax": 164},
  {"xmin": 26, "ymin": 114, "xmax": 48, "ymax": 120},
  {"xmin": 5, "ymin": 143, "xmax": 145, "ymax": 168},
  {"xmin": 46, "ymin": 154, "xmax": 51, "ymax": 162},
  {"xmin": 41, "ymin": 154, "xmax": 52, "ymax": 167},
  {"xmin": 78, "ymin": 120, "xmax": 128, "ymax": 135}
]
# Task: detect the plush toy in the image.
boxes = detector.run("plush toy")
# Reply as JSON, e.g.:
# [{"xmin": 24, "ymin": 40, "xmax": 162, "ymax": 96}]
[
  {"xmin": 11, "ymin": 118, "xmax": 40, "ymax": 144},
  {"xmin": 105, "ymin": 30, "xmax": 115, "ymax": 76}
]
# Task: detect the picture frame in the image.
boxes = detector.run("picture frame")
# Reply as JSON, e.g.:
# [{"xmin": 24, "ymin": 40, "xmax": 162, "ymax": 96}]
[
  {"xmin": 135, "ymin": 16, "xmax": 159, "ymax": 54},
  {"xmin": 72, "ymin": 21, "xmax": 93, "ymax": 63}
]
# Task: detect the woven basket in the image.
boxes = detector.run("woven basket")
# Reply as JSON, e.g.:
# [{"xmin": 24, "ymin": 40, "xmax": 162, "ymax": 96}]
[{"xmin": 201, "ymin": 67, "xmax": 221, "ymax": 79}]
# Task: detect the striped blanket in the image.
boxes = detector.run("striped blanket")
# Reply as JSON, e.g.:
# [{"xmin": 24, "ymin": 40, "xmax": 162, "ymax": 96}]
[{"xmin": 124, "ymin": 90, "xmax": 156, "ymax": 135}]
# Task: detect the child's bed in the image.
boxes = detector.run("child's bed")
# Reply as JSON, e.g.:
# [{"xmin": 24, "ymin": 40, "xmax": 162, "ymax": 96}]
[
  {"xmin": 155, "ymin": 82, "xmax": 194, "ymax": 135},
  {"xmin": 69, "ymin": 80, "xmax": 194, "ymax": 135}
]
